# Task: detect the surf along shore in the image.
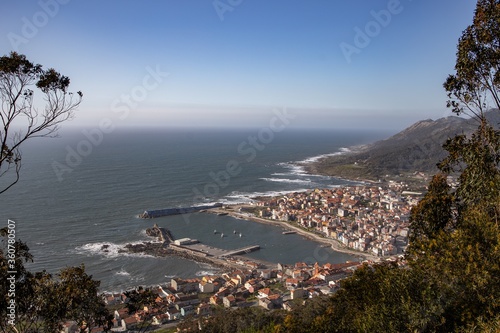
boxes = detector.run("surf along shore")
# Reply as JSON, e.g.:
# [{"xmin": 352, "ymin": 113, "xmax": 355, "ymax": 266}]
[
  {"xmin": 128, "ymin": 200, "xmax": 378, "ymax": 276},
  {"xmin": 204, "ymin": 204, "xmax": 379, "ymax": 262}
]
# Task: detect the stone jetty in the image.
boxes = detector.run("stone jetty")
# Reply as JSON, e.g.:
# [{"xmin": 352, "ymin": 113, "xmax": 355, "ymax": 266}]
[
  {"xmin": 133, "ymin": 224, "xmax": 267, "ymax": 270},
  {"xmin": 140, "ymin": 203, "xmax": 223, "ymax": 219}
]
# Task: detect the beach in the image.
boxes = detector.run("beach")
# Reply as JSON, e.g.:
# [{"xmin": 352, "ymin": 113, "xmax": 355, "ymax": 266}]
[{"xmin": 205, "ymin": 204, "xmax": 380, "ymax": 262}]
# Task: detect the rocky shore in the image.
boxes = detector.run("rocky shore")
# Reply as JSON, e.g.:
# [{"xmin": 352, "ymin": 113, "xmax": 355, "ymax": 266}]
[{"xmin": 118, "ymin": 228, "xmax": 256, "ymax": 272}]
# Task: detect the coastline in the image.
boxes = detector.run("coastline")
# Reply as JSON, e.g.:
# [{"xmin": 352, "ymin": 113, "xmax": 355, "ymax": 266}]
[
  {"xmin": 295, "ymin": 142, "xmax": 383, "ymax": 185},
  {"xmin": 123, "ymin": 239, "xmax": 274, "ymax": 273},
  {"xmin": 122, "ymin": 145, "xmax": 392, "ymax": 280},
  {"xmin": 120, "ymin": 199, "xmax": 379, "ymax": 280},
  {"xmin": 205, "ymin": 205, "xmax": 380, "ymax": 262}
]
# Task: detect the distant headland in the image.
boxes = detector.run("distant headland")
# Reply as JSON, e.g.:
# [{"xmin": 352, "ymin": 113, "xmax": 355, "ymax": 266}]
[{"xmin": 307, "ymin": 110, "xmax": 500, "ymax": 187}]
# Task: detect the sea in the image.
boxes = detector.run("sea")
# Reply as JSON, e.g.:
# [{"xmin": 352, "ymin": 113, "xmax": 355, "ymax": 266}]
[{"xmin": 1, "ymin": 127, "xmax": 389, "ymax": 292}]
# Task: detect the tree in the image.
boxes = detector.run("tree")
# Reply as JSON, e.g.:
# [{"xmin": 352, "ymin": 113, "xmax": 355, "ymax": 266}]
[
  {"xmin": 122, "ymin": 287, "xmax": 158, "ymax": 333},
  {"xmin": 444, "ymin": 0, "xmax": 500, "ymax": 119},
  {"xmin": 407, "ymin": 173, "xmax": 454, "ymax": 245},
  {"xmin": 0, "ymin": 52, "xmax": 82, "ymax": 194},
  {"xmin": 405, "ymin": 1, "xmax": 500, "ymax": 330},
  {"xmin": 56, "ymin": 265, "xmax": 112, "ymax": 331},
  {"xmin": 0, "ymin": 230, "xmax": 112, "ymax": 332},
  {"xmin": 0, "ymin": 53, "xmax": 109, "ymax": 332},
  {"xmin": 178, "ymin": 307, "xmax": 286, "ymax": 333}
]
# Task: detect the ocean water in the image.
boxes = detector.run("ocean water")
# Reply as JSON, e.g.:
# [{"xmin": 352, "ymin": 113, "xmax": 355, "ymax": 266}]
[{"xmin": 1, "ymin": 127, "xmax": 388, "ymax": 291}]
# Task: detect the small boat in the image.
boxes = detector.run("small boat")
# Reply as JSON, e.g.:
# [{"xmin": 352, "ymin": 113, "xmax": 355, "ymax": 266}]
[
  {"xmin": 233, "ymin": 230, "xmax": 237, "ymax": 234},
  {"xmin": 221, "ymin": 233, "xmax": 224, "ymax": 238},
  {"xmin": 214, "ymin": 230, "xmax": 217, "ymax": 234},
  {"xmin": 239, "ymin": 233, "xmax": 242, "ymax": 238}
]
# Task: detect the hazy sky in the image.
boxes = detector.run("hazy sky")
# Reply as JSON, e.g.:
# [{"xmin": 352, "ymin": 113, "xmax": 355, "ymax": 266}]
[{"xmin": 0, "ymin": 1, "xmax": 477, "ymax": 130}]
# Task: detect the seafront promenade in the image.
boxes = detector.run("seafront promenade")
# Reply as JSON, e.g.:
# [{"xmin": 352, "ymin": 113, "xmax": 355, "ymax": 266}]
[
  {"xmin": 134, "ymin": 181, "xmax": 417, "ymax": 276},
  {"xmin": 206, "ymin": 205, "xmax": 380, "ymax": 261}
]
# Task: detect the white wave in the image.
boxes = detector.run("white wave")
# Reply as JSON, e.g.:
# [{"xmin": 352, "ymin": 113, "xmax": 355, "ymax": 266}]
[
  {"xmin": 35, "ymin": 242, "xmax": 45, "ymax": 245},
  {"xmin": 75, "ymin": 241, "xmax": 155, "ymax": 259},
  {"xmin": 219, "ymin": 196, "xmax": 255, "ymax": 205},
  {"xmin": 260, "ymin": 177, "xmax": 312, "ymax": 184},
  {"xmin": 195, "ymin": 270, "xmax": 218, "ymax": 277},
  {"xmin": 115, "ymin": 268, "xmax": 131, "ymax": 277},
  {"xmin": 277, "ymin": 162, "xmax": 308, "ymax": 176},
  {"xmin": 227, "ymin": 188, "xmax": 310, "ymax": 199},
  {"xmin": 297, "ymin": 147, "xmax": 351, "ymax": 164},
  {"xmin": 271, "ymin": 171, "xmax": 332, "ymax": 180},
  {"xmin": 192, "ymin": 196, "xmax": 257, "ymax": 207},
  {"xmin": 299, "ymin": 152, "xmax": 342, "ymax": 164}
]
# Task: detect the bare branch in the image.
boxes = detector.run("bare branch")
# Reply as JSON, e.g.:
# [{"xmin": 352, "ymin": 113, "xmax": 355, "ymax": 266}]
[{"xmin": 0, "ymin": 52, "xmax": 82, "ymax": 194}]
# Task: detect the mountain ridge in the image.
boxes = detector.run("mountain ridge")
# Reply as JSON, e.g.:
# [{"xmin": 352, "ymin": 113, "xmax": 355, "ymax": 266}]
[{"xmin": 308, "ymin": 111, "xmax": 500, "ymax": 184}]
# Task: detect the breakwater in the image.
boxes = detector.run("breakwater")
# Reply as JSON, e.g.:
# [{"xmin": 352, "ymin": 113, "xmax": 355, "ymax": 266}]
[
  {"xmin": 140, "ymin": 203, "xmax": 223, "ymax": 218},
  {"xmin": 140, "ymin": 224, "xmax": 267, "ymax": 270},
  {"xmin": 146, "ymin": 224, "xmax": 175, "ymax": 243}
]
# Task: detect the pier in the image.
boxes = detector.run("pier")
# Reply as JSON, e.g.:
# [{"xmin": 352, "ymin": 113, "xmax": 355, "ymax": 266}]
[
  {"xmin": 176, "ymin": 242, "xmax": 260, "ymax": 258},
  {"xmin": 144, "ymin": 224, "xmax": 266, "ymax": 269},
  {"xmin": 140, "ymin": 203, "xmax": 223, "ymax": 218},
  {"xmin": 220, "ymin": 245, "xmax": 260, "ymax": 257}
]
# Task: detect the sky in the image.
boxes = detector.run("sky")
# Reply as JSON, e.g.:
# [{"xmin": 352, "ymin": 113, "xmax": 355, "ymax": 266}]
[{"xmin": 0, "ymin": 0, "xmax": 478, "ymax": 130}]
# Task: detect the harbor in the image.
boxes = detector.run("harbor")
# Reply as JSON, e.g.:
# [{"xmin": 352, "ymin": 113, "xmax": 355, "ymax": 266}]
[
  {"xmin": 145, "ymin": 224, "xmax": 269, "ymax": 270},
  {"xmin": 140, "ymin": 202, "xmax": 371, "ymax": 267}
]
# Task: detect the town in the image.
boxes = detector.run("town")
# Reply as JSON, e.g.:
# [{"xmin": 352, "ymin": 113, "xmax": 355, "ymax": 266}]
[
  {"xmin": 83, "ymin": 182, "xmax": 423, "ymax": 332},
  {"xmin": 254, "ymin": 182, "xmax": 421, "ymax": 256},
  {"xmin": 96, "ymin": 260, "xmax": 370, "ymax": 332}
]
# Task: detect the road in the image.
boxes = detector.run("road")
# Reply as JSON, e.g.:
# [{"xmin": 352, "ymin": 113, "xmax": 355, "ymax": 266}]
[{"xmin": 208, "ymin": 205, "xmax": 380, "ymax": 262}]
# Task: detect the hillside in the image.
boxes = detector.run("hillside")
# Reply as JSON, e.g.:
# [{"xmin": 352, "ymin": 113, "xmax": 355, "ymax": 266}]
[{"xmin": 308, "ymin": 111, "xmax": 500, "ymax": 184}]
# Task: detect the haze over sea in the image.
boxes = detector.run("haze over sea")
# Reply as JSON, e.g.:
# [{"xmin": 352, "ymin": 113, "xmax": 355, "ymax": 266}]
[{"xmin": 2, "ymin": 127, "xmax": 389, "ymax": 292}]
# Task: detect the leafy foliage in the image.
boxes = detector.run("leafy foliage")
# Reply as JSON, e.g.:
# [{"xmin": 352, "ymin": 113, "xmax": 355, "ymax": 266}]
[
  {"xmin": 0, "ymin": 233, "xmax": 112, "ymax": 332},
  {"xmin": 178, "ymin": 307, "xmax": 287, "ymax": 333},
  {"xmin": 6, "ymin": 2, "xmax": 500, "ymax": 333},
  {"xmin": 177, "ymin": 2, "xmax": 500, "ymax": 332},
  {"xmin": 0, "ymin": 52, "xmax": 82, "ymax": 194},
  {"xmin": 440, "ymin": 122, "xmax": 500, "ymax": 212},
  {"xmin": 408, "ymin": 173, "xmax": 454, "ymax": 244},
  {"xmin": 125, "ymin": 286, "xmax": 157, "ymax": 315},
  {"xmin": 444, "ymin": 0, "xmax": 500, "ymax": 117}
]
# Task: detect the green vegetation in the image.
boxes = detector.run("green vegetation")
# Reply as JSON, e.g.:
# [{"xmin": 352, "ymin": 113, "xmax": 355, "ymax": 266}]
[
  {"xmin": 179, "ymin": 1, "xmax": 500, "ymax": 331},
  {"xmin": 152, "ymin": 328, "xmax": 177, "ymax": 333},
  {"xmin": 0, "ymin": 53, "xmax": 109, "ymax": 332},
  {"xmin": 177, "ymin": 307, "xmax": 287, "ymax": 333},
  {"xmin": 308, "ymin": 161, "xmax": 372, "ymax": 180},
  {"xmin": 0, "ymin": 239, "xmax": 112, "ymax": 332},
  {"xmin": 0, "ymin": 52, "xmax": 82, "ymax": 194},
  {"xmin": 2, "ymin": 1, "xmax": 500, "ymax": 332}
]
